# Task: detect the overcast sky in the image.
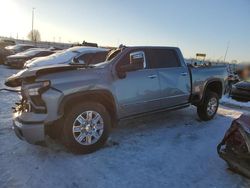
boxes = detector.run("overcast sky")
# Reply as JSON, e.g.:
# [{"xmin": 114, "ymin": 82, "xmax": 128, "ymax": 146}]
[{"xmin": 0, "ymin": 0, "xmax": 249, "ymax": 62}]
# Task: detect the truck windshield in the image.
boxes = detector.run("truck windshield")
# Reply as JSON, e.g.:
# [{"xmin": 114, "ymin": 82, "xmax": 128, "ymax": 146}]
[
  {"xmin": 106, "ymin": 49, "xmax": 122, "ymax": 61},
  {"xmin": 90, "ymin": 49, "xmax": 122, "ymax": 68}
]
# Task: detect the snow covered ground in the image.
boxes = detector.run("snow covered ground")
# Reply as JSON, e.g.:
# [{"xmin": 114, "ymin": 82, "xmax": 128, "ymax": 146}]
[{"xmin": 0, "ymin": 65, "xmax": 250, "ymax": 188}]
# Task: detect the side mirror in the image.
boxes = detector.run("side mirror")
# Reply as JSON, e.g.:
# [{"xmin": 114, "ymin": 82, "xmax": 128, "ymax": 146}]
[
  {"xmin": 130, "ymin": 51, "xmax": 145, "ymax": 69},
  {"xmin": 117, "ymin": 51, "xmax": 145, "ymax": 79},
  {"xmin": 119, "ymin": 51, "xmax": 145, "ymax": 72}
]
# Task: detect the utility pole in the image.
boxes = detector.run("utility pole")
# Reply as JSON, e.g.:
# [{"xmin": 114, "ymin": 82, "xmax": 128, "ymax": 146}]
[
  {"xmin": 32, "ymin": 8, "xmax": 35, "ymax": 41},
  {"xmin": 223, "ymin": 41, "xmax": 230, "ymax": 62}
]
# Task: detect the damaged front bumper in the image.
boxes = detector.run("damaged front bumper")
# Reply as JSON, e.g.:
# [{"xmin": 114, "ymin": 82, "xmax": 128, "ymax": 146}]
[
  {"xmin": 12, "ymin": 87, "xmax": 63, "ymax": 144},
  {"xmin": 12, "ymin": 103, "xmax": 47, "ymax": 145}
]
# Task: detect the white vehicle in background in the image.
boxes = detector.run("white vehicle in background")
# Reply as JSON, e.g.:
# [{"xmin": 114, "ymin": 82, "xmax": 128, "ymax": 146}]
[
  {"xmin": 5, "ymin": 44, "xmax": 36, "ymax": 54},
  {"xmin": 24, "ymin": 46, "xmax": 109, "ymax": 68},
  {"xmin": 5, "ymin": 48, "xmax": 55, "ymax": 69}
]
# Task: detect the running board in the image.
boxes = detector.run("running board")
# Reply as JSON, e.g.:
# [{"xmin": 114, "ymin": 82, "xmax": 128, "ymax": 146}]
[{"xmin": 119, "ymin": 103, "xmax": 190, "ymax": 121}]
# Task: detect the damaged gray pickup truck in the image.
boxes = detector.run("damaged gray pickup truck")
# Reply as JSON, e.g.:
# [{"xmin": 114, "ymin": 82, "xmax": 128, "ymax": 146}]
[{"xmin": 6, "ymin": 46, "xmax": 228, "ymax": 153}]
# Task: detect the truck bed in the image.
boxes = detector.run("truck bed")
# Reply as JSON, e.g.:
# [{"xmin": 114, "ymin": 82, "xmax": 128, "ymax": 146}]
[{"xmin": 190, "ymin": 65, "xmax": 228, "ymax": 103}]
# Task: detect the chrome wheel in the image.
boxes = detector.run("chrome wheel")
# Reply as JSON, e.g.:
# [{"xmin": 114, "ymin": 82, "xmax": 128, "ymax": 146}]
[
  {"xmin": 207, "ymin": 97, "xmax": 218, "ymax": 116},
  {"xmin": 72, "ymin": 111, "xmax": 104, "ymax": 145}
]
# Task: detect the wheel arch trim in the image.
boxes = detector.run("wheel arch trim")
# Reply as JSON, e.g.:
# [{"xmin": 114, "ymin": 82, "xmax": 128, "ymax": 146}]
[{"xmin": 58, "ymin": 90, "xmax": 118, "ymax": 123}]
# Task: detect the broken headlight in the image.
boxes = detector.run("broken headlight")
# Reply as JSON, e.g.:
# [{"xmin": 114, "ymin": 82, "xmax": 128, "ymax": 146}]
[{"xmin": 28, "ymin": 80, "xmax": 50, "ymax": 96}]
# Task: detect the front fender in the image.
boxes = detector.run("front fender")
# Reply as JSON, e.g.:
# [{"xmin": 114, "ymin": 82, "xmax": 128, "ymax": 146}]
[{"xmin": 57, "ymin": 90, "xmax": 119, "ymax": 120}]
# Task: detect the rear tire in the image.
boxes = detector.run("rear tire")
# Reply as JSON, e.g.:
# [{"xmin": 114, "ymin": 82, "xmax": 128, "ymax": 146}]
[
  {"xmin": 197, "ymin": 91, "xmax": 219, "ymax": 121},
  {"xmin": 61, "ymin": 102, "xmax": 111, "ymax": 154}
]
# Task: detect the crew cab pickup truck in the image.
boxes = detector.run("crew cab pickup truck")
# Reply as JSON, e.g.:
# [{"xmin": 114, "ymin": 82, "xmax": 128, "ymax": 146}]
[{"xmin": 5, "ymin": 46, "xmax": 228, "ymax": 153}]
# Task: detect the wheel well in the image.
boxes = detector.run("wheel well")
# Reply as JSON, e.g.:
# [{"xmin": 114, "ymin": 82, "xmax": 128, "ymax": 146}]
[
  {"xmin": 205, "ymin": 81, "xmax": 223, "ymax": 98},
  {"xmin": 61, "ymin": 91, "xmax": 117, "ymax": 127}
]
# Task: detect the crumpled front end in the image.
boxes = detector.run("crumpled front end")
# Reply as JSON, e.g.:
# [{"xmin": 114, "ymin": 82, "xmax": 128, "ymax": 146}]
[
  {"xmin": 12, "ymin": 94, "xmax": 47, "ymax": 144},
  {"xmin": 12, "ymin": 80, "xmax": 63, "ymax": 145},
  {"xmin": 217, "ymin": 114, "xmax": 250, "ymax": 178}
]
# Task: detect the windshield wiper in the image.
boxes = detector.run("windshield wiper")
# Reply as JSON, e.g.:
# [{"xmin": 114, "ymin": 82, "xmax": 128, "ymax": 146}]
[{"xmin": 69, "ymin": 63, "xmax": 95, "ymax": 68}]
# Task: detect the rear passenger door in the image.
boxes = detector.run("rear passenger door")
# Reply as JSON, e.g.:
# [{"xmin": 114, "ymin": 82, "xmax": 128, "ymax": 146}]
[{"xmin": 147, "ymin": 48, "xmax": 191, "ymax": 108}]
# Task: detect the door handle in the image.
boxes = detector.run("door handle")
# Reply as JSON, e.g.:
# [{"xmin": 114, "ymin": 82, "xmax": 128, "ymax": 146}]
[
  {"xmin": 148, "ymin": 74, "xmax": 157, "ymax": 79},
  {"xmin": 181, "ymin": 72, "xmax": 188, "ymax": 76}
]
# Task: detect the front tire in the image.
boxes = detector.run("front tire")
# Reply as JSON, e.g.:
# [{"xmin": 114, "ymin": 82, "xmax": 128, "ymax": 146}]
[
  {"xmin": 197, "ymin": 91, "xmax": 219, "ymax": 121},
  {"xmin": 62, "ymin": 102, "xmax": 111, "ymax": 154}
]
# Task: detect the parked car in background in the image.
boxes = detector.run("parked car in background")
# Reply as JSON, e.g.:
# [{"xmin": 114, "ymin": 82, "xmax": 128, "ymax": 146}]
[
  {"xmin": 226, "ymin": 74, "xmax": 240, "ymax": 94},
  {"xmin": 6, "ymin": 46, "xmax": 227, "ymax": 154},
  {"xmin": 5, "ymin": 44, "xmax": 35, "ymax": 54},
  {"xmin": 48, "ymin": 46, "xmax": 62, "ymax": 51},
  {"xmin": 24, "ymin": 46, "xmax": 109, "ymax": 68},
  {"xmin": 0, "ymin": 48, "xmax": 12, "ymax": 64},
  {"xmin": 0, "ymin": 38, "xmax": 16, "ymax": 48},
  {"xmin": 0, "ymin": 39, "xmax": 16, "ymax": 64},
  {"xmin": 82, "ymin": 41, "xmax": 98, "ymax": 47},
  {"xmin": 5, "ymin": 48, "xmax": 55, "ymax": 69},
  {"xmin": 71, "ymin": 41, "xmax": 98, "ymax": 48},
  {"xmin": 231, "ymin": 79, "xmax": 250, "ymax": 102}
]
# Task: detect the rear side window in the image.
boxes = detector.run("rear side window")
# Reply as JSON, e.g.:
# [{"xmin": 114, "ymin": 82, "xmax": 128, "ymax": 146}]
[{"xmin": 148, "ymin": 49, "xmax": 181, "ymax": 68}]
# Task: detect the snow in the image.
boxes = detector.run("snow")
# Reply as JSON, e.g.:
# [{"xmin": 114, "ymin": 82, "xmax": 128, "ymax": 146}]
[
  {"xmin": 5, "ymin": 44, "xmax": 34, "ymax": 50},
  {"xmin": 65, "ymin": 46, "xmax": 108, "ymax": 53},
  {"xmin": 1, "ymin": 65, "xmax": 250, "ymax": 188},
  {"xmin": 25, "ymin": 47, "xmax": 108, "ymax": 68},
  {"xmin": 8, "ymin": 48, "xmax": 50, "ymax": 58}
]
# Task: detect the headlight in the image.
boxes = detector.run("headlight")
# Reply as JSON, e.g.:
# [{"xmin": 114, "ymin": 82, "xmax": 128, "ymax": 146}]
[{"xmin": 27, "ymin": 81, "xmax": 50, "ymax": 96}]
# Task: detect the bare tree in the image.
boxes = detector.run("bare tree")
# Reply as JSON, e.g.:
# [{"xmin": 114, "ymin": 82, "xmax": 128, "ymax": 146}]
[{"xmin": 27, "ymin": 29, "xmax": 41, "ymax": 42}]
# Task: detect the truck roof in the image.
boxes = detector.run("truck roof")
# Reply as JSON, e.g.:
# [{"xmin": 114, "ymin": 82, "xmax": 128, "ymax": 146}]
[{"xmin": 124, "ymin": 45, "xmax": 179, "ymax": 48}]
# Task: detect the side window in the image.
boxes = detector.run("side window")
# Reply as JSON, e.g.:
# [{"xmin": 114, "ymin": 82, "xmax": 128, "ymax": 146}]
[
  {"xmin": 22, "ymin": 46, "xmax": 29, "ymax": 51},
  {"xmin": 91, "ymin": 51, "xmax": 108, "ymax": 64},
  {"xmin": 148, "ymin": 49, "xmax": 181, "ymax": 69},
  {"xmin": 40, "ymin": 51, "xmax": 53, "ymax": 56},
  {"xmin": 38, "ymin": 51, "xmax": 47, "ymax": 56},
  {"xmin": 78, "ymin": 53, "xmax": 93, "ymax": 64},
  {"xmin": 26, "ymin": 46, "xmax": 33, "ymax": 50}
]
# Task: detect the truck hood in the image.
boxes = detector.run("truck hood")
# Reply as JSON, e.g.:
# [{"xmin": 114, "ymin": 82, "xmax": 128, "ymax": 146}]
[{"xmin": 5, "ymin": 64, "xmax": 88, "ymax": 87}]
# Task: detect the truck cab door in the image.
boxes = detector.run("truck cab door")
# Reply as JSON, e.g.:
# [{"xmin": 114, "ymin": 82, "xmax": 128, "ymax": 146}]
[
  {"xmin": 113, "ymin": 49, "xmax": 161, "ymax": 118},
  {"xmin": 147, "ymin": 48, "xmax": 191, "ymax": 108}
]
